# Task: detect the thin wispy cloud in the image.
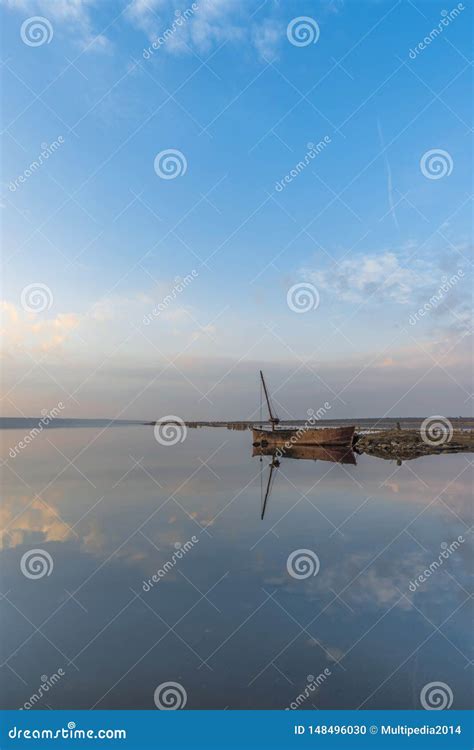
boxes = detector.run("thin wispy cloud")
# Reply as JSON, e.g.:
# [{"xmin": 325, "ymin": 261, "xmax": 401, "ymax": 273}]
[{"xmin": 304, "ymin": 252, "xmax": 434, "ymax": 305}]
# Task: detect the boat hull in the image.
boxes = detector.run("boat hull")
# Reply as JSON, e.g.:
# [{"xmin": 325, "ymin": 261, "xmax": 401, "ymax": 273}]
[{"xmin": 252, "ymin": 425, "xmax": 355, "ymax": 447}]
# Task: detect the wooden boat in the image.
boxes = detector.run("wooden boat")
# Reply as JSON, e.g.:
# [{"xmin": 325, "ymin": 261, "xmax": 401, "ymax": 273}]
[
  {"xmin": 253, "ymin": 371, "xmax": 355, "ymax": 447},
  {"xmin": 252, "ymin": 425, "xmax": 355, "ymax": 447}
]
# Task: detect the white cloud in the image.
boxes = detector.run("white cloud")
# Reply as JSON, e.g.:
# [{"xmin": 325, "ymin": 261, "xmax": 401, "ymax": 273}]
[
  {"xmin": 3, "ymin": 0, "xmax": 287, "ymax": 59},
  {"xmin": 0, "ymin": 277, "xmax": 205, "ymax": 358},
  {"xmin": 128, "ymin": 0, "xmax": 282, "ymax": 60},
  {"xmin": 125, "ymin": 0, "xmax": 166, "ymax": 36},
  {"xmin": 252, "ymin": 18, "xmax": 282, "ymax": 61},
  {"xmin": 0, "ymin": 301, "xmax": 80, "ymax": 353},
  {"xmin": 127, "ymin": 0, "xmax": 235, "ymax": 49},
  {"xmin": 190, "ymin": 323, "xmax": 217, "ymax": 341},
  {"xmin": 1, "ymin": 0, "xmax": 109, "ymax": 50},
  {"xmin": 305, "ymin": 252, "xmax": 435, "ymax": 305},
  {"xmin": 326, "ymin": 0, "xmax": 345, "ymax": 13}
]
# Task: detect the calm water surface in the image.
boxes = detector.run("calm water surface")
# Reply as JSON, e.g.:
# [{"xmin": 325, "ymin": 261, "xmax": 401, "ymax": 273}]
[{"xmin": 1, "ymin": 424, "xmax": 472, "ymax": 709}]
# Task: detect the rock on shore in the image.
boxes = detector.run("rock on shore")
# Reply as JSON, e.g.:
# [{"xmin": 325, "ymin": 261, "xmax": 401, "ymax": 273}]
[{"xmin": 355, "ymin": 429, "xmax": 474, "ymax": 461}]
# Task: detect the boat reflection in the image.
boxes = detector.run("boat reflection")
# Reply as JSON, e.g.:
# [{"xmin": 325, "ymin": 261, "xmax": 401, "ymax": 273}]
[
  {"xmin": 253, "ymin": 444, "xmax": 357, "ymax": 519},
  {"xmin": 252, "ymin": 444, "xmax": 357, "ymax": 464}
]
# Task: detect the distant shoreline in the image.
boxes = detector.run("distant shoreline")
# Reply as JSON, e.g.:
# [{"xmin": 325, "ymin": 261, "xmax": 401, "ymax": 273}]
[
  {"xmin": 178, "ymin": 417, "xmax": 474, "ymax": 430},
  {"xmin": 1, "ymin": 417, "xmax": 474, "ymax": 431}
]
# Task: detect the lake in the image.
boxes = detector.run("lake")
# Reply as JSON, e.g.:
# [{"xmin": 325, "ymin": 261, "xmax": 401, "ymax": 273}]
[{"xmin": 0, "ymin": 423, "xmax": 472, "ymax": 710}]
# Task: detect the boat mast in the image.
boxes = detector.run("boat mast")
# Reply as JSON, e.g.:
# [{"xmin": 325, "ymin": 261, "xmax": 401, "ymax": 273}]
[{"xmin": 260, "ymin": 370, "xmax": 279, "ymax": 430}]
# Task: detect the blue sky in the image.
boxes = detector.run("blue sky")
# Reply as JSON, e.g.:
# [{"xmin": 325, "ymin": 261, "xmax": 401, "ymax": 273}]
[{"xmin": 1, "ymin": 0, "xmax": 472, "ymax": 418}]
